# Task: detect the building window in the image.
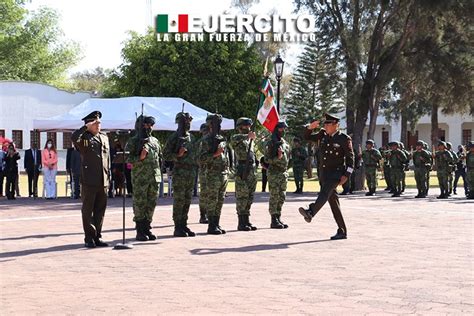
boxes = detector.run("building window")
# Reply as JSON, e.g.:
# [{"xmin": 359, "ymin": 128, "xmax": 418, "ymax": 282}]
[
  {"xmin": 0, "ymin": 129, "xmax": 4, "ymax": 138},
  {"xmin": 462, "ymin": 129, "xmax": 472, "ymax": 145},
  {"xmin": 12, "ymin": 130, "xmax": 23, "ymax": 149},
  {"xmin": 30, "ymin": 130, "xmax": 41, "ymax": 148},
  {"xmin": 46, "ymin": 132, "xmax": 57, "ymax": 148},
  {"xmin": 407, "ymin": 130, "xmax": 419, "ymax": 150},
  {"xmin": 438, "ymin": 129, "xmax": 446, "ymax": 142},
  {"xmin": 382, "ymin": 130, "xmax": 389, "ymax": 147},
  {"xmin": 63, "ymin": 132, "xmax": 72, "ymax": 149}
]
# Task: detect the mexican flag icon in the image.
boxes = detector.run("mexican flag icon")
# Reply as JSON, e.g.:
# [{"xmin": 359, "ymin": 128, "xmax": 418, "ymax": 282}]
[{"xmin": 156, "ymin": 14, "xmax": 189, "ymax": 33}]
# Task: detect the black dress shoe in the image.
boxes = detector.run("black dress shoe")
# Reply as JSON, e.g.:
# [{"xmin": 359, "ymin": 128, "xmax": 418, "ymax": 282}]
[
  {"xmin": 299, "ymin": 207, "xmax": 312, "ymax": 223},
  {"xmin": 85, "ymin": 241, "xmax": 96, "ymax": 248},
  {"xmin": 94, "ymin": 239, "xmax": 109, "ymax": 247},
  {"xmin": 330, "ymin": 229, "xmax": 347, "ymax": 240}
]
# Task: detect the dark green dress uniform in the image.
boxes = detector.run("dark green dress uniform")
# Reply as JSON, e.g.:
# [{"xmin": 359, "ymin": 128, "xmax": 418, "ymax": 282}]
[
  {"xmin": 466, "ymin": 142, "xmax": 474, "ymax": 199},
  {"xmin": 299, "ymin": 114, "xmax": 354, "ymax": 240},
  {"xmin": 362, "ymin": 140, "xmax": 382, "ymax": 196},
  {"xmin": 230, "ymin": 117, "xmax": 258, "ymax": 232},
  {"xmin": 388, "ymin": 142, "xmax": 407, "ymax": 197},
  {"xmin": 412, "ymin": 141, "xmax": 432, "ymax": 198},
  {"xmin": 71, "ymin": 111, "xmax": 110, "ymax": 248},
  {"xmin": 291, "ymin": 138, "xmax": 308, "ymax": 194},
  {"xmin": 163, "ymin": 112, "xmax": 198, "ymax": 237},
  {"xmin": 435, "ymin": 141, "xmax": 453, "ymax": 199}
]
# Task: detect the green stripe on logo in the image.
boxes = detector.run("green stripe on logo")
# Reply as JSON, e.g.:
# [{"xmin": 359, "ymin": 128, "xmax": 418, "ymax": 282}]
[{"xmin": 156, "ymin": 15, "xmax": 168, "ymax": 33}]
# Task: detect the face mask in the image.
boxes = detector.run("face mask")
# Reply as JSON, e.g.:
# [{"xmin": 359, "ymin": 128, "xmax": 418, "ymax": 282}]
[
  {"xmin": 47, "ymin": 144, "xmax": 52, "ymax": 149},
  {"xmin": 241, "ymin": 127, "xmax": 250, "ymax": 133}
]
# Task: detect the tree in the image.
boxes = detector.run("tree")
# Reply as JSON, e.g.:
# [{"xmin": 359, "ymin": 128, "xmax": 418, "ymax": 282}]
[
  {"xmin": 0, "ymin": 0, "xmax": 80, "ymax": 84},
  {"xmin": 70, "ymin": 67, "xmax": 113, "ymax": 95},
  {"xmin": 285, "ymin": 37, "xmax": 344, "ymax": 138},
  {"xmin": 109, "ymin": 31, "xmax": 263, "ymax": 121}
]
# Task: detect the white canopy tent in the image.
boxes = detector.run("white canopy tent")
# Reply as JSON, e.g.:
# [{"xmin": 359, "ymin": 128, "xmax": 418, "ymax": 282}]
[{"xmin": 33, "ymin": 96, "xmax": 235, "ymax": 131}]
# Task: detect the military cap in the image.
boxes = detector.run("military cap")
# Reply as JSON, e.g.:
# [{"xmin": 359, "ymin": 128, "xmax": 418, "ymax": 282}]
[
  {"xmin": 82, "ymin": 111, "xmax": 102, "ymax": 124},
  {"xmin": 416, "ymin": 140, "xmax": 424, "ymax": 146},
  {"xmin": 323, "ymin": 113, "xmax": 340, "ymax": 124},
  {"xmin": 236, "ymin": 117, "xmax": 253, "ymax": 127},
  {"xmin": 275, "ymin": 121, "xmax": 288, "ymax": 129},
  {"xmin": 175, "ymin": 112, "xmax": 193, "ymax": 123},
  {"xmin": 446, "ymin": 142, "xmax": 452, "ymax": 149},
  {"xmin": 388, "ymin": 141, "xmax": 399, "ymax": 147},
  {"xmin": 366, "ymin": 139, "xmax": 375, "ymax": 145},
  {"xmin": 438, "ymin": 141, "xmax": 446, "ymax": 147},
  {"xmin": 206, "ymin": 114, "xmax": 222, "ymax": 124}
]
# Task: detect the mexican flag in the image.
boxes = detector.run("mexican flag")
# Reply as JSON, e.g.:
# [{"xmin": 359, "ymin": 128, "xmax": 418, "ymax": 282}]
[
  {"xmin": 257, "ymin": 77, "xmax": 280, "ymax": 132},
  {"xmin": 156, "ymin": 14, "xmax": 189, "ymax": 33}
]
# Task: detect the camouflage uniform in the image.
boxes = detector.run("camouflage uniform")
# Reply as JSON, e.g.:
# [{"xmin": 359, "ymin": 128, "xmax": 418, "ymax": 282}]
[
  {"xmin": 291, "ymin": 138, "xmax": 308, "ymax": 194},
  {"xmin": 197, "ymin": 124, "xmax": 209, "ymax": 223},
  {"xmin": 388, "ymin": 142, "xmax": 407, "ymax": 197},
  {"xmin": 381, "ymin": 147, "xmax": 392, "ymax": 191},
  {"xmin": 362, "ymin": 140, "xmax": 382, "ymax": 195},
  {"xmin": 400, "ymin": 143, "xmax": 410, "ymax": 192},
  {"xmin": 264, "ymin": 121, "xmax": 291, "ymax": 229},
  {"xmin": 163, "ymin": 112, "xmax": 197, "ymax": 237},
  {"xmin": 230, "ymin": 117, "xmax": 257, "ymax": 231},
  {"xmin": 199, "ymin": 114, "xmax": 229, "ymax": 235},
  {"xmin": 446, "ymin": 142, "xmax": 457, "ymax": 195},
  {"xmin": 412, "ymin": 141, "xmax": 433, "ymax": 198},
  {"xmin": 466, "ymin": 142, "xmax": 474, "ymax": 199},
  {"xmin": 126, "ymin": 115, "xmax": 161, "ymax": 241},
  {"xmin": 435, "ymin": 141, "xmax": 453, "ymax": 199}
]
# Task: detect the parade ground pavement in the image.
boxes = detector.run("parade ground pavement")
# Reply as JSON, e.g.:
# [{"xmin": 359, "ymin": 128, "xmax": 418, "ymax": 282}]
[{"xmin": 0, "ymin": 189, "xmax": 473, "ymax": 315}]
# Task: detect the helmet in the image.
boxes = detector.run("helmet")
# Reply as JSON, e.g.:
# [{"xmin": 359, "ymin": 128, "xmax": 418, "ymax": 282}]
[
  {"xmin": 175, "ymin": 112, "xmax": 193, "ymax": 123},
  {"xmin": 236, "ymin": 117, "xmax": 253, "ymax": 127}
]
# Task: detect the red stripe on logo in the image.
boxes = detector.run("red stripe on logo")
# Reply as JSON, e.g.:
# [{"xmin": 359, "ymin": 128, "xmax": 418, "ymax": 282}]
[{"xmin": 178, "ymin": 14, "xmax": 188, "ymax": 33}]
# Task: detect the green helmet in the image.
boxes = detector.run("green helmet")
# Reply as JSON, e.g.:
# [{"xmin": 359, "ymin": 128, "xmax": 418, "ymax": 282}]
[
  {"xmin": 206, "ymin": 114, "xmax": 222, "ymax": 124},
  {"xmin": 366, "ymin": 139, "xmax": 375, "ymax": 145},
  {"xmin": 236, "ymin": 117, "xmax": 253, "ymax": 128},
  {"xmin": 175, "ymin": 112, "xmax": 193, "ymax": 123}
]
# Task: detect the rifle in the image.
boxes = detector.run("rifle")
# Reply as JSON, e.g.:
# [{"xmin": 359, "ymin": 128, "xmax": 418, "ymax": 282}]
[
  {"xmin": 210, "ymin": 115, "xmax": 225, "ymax": 155},
  {"xmin": 137, "ymin": 103, "xmax": 146, "ymax": 155}
]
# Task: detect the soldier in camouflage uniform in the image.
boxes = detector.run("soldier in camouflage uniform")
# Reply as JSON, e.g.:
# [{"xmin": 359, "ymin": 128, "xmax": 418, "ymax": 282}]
[
  {"xmin": 422, "ymin": 141, "xmax": 432, "ymax": 195},
  {"xmin": 435, "ymin": 141, "xmax": 453, "ymax": 199},
  {"xmin": 388, "ymin": 141, "xmax": 407, "ymax": 197},
  {"xmin": 291, "ymin": 137, "xmax": 308, "ymax": 194},
  {"xmin": 466, "ymin": 141, "xmax": 474, "ymax": 199},
  {"xmin": 446, "ymin": 142, "xmax": 457, "ymax": 196},
  {"xmin": 381, "ymin": 145, "xmax": 392, "ymax": 192},
  {"xmin": 230, "ymin": 117, "xmax": 258, "ymax": 232},
  {"xmin": 199, "ymin": 114, "xmax": 229, "ymax": 235},
  {"xmin": 264, "ymin": 121, "xmax": 291, "ymax": 229},
  {"xmin": 197, "ymin": 123, "xmax": 209, "ymax": 224},
  {"xmin": 126, "ymin": 115, "xmax": 161, "ymax": 241},
  {"xmin": 399, "ymin": 142, "xmax": 410, "ymax": 193},
  {"xmin": 362, "ymin": 139, "xmax": 382, "ymax": 196},
  {"xmin": 412, "ymin": 140, "xmax": 432, "ymax": 198},
  {"xmin": 163, "ymin": 112, "xmax": 197, "ymax": 237}
]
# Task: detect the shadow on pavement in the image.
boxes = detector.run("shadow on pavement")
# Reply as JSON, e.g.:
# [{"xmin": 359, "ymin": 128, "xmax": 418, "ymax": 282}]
[
  {"xmin": 0, "ymin": 243, "xmax": 87, "ymax": 259},
  {"xmin": 189, "ymin": 238, "xmax": 331, "ymax": 255}
]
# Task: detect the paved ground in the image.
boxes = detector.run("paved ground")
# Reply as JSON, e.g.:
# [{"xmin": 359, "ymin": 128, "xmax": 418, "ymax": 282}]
[{"xmin": 0, "ymin": 188, "xmax": 472, "ymax": 315}]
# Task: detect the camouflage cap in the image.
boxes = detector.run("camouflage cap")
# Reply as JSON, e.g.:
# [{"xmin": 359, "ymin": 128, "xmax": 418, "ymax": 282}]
[
  {"xmin": 388, "ymin": 141, "xmax": 399, "ymax": 147},
  {"xmin": 416, "ymin": 140, "xmax": 424, "ymax": 146},
  {"xmin": 446, "ymin": 142, "xmax": 452, "ymax": 149},
  {"xmin": 366, "ymin": 139, "xmax": 375, "ymax": 145},
  {"xmin": 175, "ymin": 112, "xmax": 193, "ymax": 123},
  {"xmin": 236, "ymin": 117, "xmax": 253, "ymax": 127},
  {"xmin": 206, "ymin": 113, "xmax": 223, "ymax": 125},
  {"xmin": 438, "ymin": 141, "xmax": 447, "ymax": 147}
]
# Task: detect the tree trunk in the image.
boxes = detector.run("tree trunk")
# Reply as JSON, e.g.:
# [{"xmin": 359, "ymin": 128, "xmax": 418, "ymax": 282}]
[
  {"xmin": 430, "ymin": 103, "xmax": 439, "ymax": 147},
  {"xmin": 345, "ymin": 60, "xmax": 357, "ymax": 135},
  {"xmin": 400, "ymin": 113, "xmax": 408, "ymax": 146}
]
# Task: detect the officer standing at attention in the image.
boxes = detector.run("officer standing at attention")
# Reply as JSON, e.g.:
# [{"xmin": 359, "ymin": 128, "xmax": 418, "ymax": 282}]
[
  {"xmin": 264, "ymin": 121, "xmax": 291, "ymax": 229},
  {"xmin": 126, "ymin": 115, "xmax": 162, "ymax": 241},
  {"xmin": 230, "ymin": 117, "xmax": 258, "ymax": 231},
  {"xmin": 412, "ymin": 140, "xmax": 432, "ymax": 198},
  {"xmin": 199, "ymin": 114, "xmax": 229, "ymax": 235},
  {"xmin": 197, "ymin": 123, "xmax": 210, "ymax": 224},
  {"xmin": 362, "ymin": 139, "xmax": 382, "ymax": 196},
  {"xmin": 163, "ymin": 112, "xmax": 197, "ymax": 237},
  {"xmin": 298, "ymin": 114, "xmax": 354, "ymax": 240},
  {"xmin": 291, "ymin": 137, "xmax": 308, "ymax": 194},
  {"xmin": 71, "ymin": 111, "xmax": 110, "ymax": 248}
]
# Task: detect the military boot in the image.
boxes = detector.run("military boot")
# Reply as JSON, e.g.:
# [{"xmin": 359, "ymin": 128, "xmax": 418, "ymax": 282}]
[
  {"xmin": 182, "ymin": 220, "xmax": 196, "ymax": 237},
  {"xmin": 270, "ymin": 214, "xmax": 284, "ymax": 229},
  {"xmin": 135, "ymin": 221, "xmax": 148, "ymax": 241},
  {"xmin": 145, "ymin": 220, "xmax": 157, "ymax": 240},
  {"xmin": 237, "ymin": 215, "xmax": 251, "ymax": 231},
  {"xmin": 199, "ymin": 212, "xmax": 208, "ymax": 224},
  {"xmin": 173, "ymin": 220, "xmax": 188, "ymax": 237},
  {"xmin": 277, "ymin": 215, "xmax": 288, "ymax": 229},
  {"xmin": 330, "ymin": 228, "xmax": 347, "ymax": 240},
  {"xmin": 216, "ymin": 215, "xmax": 226, "ymax": 234},
  {"xmin": 207, "ymin": 216, "xmax": 222, "ymax": 235},
  {"xmin": 246, "ymin": 215, "xmax": 257, "ymax": 231}
]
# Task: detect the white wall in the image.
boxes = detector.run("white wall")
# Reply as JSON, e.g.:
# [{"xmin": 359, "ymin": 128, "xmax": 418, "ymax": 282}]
[{"xmin": 0, "ymin": 81, "xmax": 92, "ymax": 171}]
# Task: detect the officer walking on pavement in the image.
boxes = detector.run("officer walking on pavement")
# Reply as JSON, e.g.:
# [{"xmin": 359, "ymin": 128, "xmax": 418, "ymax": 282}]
[
  {"xmin": 71, "ymin": 111, "xmax": 110, "ymax": 248},
  {"xmin": 298, "ymin": 113, "xmax": 354, "ymax": 240},
  {"xmin": 126, "ymin": 115, "xmax": 162, "ymax": 241},
  {"xmin": 230, "ymin": 117, "xmax": 258, "ymax": 231}
]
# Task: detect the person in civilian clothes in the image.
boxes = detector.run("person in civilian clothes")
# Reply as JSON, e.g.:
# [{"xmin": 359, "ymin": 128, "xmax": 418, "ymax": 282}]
[
  {"xmin": 24, "ymin": 142, "xmax": 42, "ymax": 197},
  {"xmin": 42, "ymin": 139, "xmax": 58, "ymax": 199}
]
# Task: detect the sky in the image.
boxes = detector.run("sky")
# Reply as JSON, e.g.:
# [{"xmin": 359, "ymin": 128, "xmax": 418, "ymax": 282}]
[{"xmin": 26, "ymin": 0, "xmax": 304, "ymax": 75}]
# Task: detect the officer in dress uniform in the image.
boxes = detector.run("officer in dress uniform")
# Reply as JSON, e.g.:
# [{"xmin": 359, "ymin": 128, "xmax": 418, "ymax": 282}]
[
  {"xmin": 298, "ymin": 113, "xmax": 354, "ymax": 240},
  {"xmin": 71, "ymin": 111, "xmax": 110, "ymax": 248}
]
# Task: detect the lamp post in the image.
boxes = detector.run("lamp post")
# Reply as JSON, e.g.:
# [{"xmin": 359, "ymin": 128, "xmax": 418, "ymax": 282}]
[{"xmin": 274, "ymin": 54, "xmax": 284, "ymax": 114}]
